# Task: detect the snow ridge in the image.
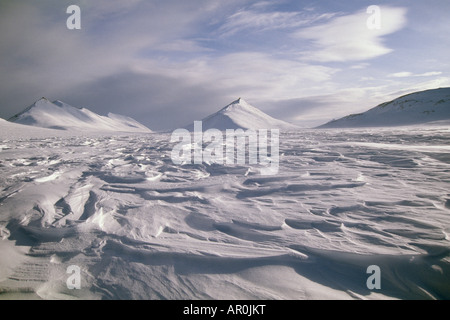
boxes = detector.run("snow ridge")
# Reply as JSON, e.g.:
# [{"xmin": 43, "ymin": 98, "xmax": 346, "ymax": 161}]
[
  {"xmin": 319, "ymin": 87, "xmax": 450, "ymax": 128},
  {"xmin": 8, "ymin": 98, "xmax": 152, "ymax": 133}
]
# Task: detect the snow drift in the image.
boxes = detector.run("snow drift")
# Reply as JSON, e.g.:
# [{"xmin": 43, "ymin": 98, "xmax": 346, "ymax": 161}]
[
  {"xmin": 185, "ymin": 98, "xmax": 299, "ymax": 131},
  {"xmin": 318, "ymin": 87, "xmax": 450, "ymax": 128},
  {"xmin": 0, "ymin": 124, "xmax": 449, "ymax": 300},
  {"xmin": 8, "ymin": 98, "xmax": 152, "ymax": 133}
]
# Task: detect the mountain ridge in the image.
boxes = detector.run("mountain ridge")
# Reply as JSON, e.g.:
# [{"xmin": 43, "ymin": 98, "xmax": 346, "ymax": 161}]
[
  {"xmin": 8, "ymin": 98, "xmax": 152, "ymax": 133},
  {"xmin": 318, "ymin": 87, "xmax": 450, "ymax": 128}
]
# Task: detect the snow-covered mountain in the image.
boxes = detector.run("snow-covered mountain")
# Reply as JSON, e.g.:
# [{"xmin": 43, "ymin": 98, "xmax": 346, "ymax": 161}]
[
  {"xmin": 318, "ymin": 87, "xmax": 450, "ymax": 128},
  {"xmin": 185, "ymin": 98, "xmax": 299, "ymax": 131},
  {"xmin": 8, "ymin": 98, "xmax": 152, "ymax": 133}
]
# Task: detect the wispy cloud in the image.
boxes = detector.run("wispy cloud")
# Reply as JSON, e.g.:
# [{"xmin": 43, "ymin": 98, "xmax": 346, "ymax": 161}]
[
  {"xmin": 218, "ymin": 6, "xmax": 336, "ymax": 37},
  {"xmin": 294, "ymin": 6, "xmax": 408, "ymax": 62},
  {"xmin": 388, "ymin": 71, "xmax": 443, "ymax": 78}
]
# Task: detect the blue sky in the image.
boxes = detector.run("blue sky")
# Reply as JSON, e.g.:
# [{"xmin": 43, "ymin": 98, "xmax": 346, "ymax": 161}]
[{"xmin": 0, "ymin": 0, "xmax": 449, "ymax": 130}]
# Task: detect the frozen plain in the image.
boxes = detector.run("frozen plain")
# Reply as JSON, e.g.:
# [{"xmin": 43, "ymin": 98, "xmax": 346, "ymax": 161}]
[{"xmin": 0, "ymin": 124, "xmax": 449, "ymax": 300}]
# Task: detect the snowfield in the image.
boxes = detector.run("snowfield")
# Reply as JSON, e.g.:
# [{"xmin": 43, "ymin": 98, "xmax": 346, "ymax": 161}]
[{"xmin": 0, "ymin": 125, "xmax": 449, "ymax": 300}]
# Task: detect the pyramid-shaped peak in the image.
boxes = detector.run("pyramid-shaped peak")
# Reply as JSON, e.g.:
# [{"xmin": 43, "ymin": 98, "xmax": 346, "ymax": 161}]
[
  {"xmin": 230, "ymin": 97, "xmax": 248, "ymax": 105},
  {"xmin": 8, "ymin": 97, "xmax": 57, "ymax": 122},
  {"xmin": 34, "ymin": 97, "xmax": 51, "ymax": 105},
  {"xmin": 30, "ymin": 97, "xmax": 54, "ymax": 109},
  {"xmin": 34, "ymin": 97, "xmax": 56, "ymax": 106},
  {"xmin": 222, "ymin": 98, "xmax": 255, "ymax": 111},
  {"xmin": 185, "ymin": 98, "xmax": 299, "ymax": 131}
]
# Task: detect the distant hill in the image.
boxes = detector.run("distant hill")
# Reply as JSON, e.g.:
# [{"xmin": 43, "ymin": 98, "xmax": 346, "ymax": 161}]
[
  {"xmin": 185, "ymin": 98, "xmax": 299, "ymax": 131},
  {"xmin": 8, "ymin": 98, "xmax": 152, "ymax": 133},
  {"xmin": 318, "ymin": 88, "xmax": 450, "ymax": 128}
]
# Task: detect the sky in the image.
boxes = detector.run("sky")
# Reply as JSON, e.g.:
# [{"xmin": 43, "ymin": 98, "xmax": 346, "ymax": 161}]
[{"xmin": 0, "ymin": 0, "xmax": 449, "ymax": 130}]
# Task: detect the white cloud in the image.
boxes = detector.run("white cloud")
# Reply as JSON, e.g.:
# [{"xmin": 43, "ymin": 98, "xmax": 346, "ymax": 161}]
[
  {"xmin": 293, "ymin": 6, "xmax": 408, "ymax": 62},
  {"xmin": 388, "ymin": 71, "xmax": 413, "ymax": 78},
  {"xmin": 388, "ymin": 71, "xmax": 443, "ymax": 78},
  {"xmin": 385, "ymin": 77, "xmax": 450, "ymax": 99},
  {"xmin": 350, "ymin": 63, "xmax": 370, "ymax": 69}
]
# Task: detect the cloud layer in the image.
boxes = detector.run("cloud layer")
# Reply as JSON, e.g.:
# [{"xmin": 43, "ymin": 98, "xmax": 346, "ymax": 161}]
[{"xmin": 0, "ymin": 1, "xmax": 448, "ymax": 130}]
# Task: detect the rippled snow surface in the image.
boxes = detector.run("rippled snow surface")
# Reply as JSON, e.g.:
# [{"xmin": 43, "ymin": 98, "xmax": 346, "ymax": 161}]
[{"xmin": 0, "ymin": 127, "xmax": 449, "ymax": 299}]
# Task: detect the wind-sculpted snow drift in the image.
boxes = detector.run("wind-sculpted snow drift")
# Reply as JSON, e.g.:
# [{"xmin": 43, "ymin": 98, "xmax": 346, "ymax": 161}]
[{"xmin": 0, "ymin": 122, "xmax": 449, "ymax": 299}]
